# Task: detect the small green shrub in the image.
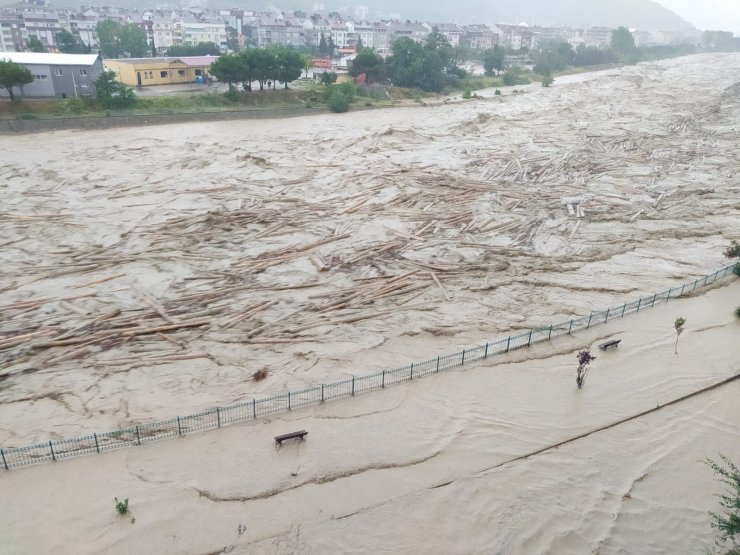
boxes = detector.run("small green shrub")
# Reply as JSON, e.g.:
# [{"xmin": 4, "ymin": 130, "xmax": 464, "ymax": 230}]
[
  {"xmin": 115, "ymin": 497, "xmax": 129, "ymax": 515},
  {"xmin": 542, "ymin": 74, "xmax": 554, "ymax": 87},
  {"xmin": 724, "ymin": 240, "xmax": 740, "ymax": 259},
  {"xmin": 327, "ymin": 89, "xmax": 350, "ymax": 113},
  {"xmin": 735, "ymin": 306, "xmax": 740, "ymax": 319},
  {"xmin": 494, "ymin": 89, "xmax": 502, "ymax": 96},
  {"xmin": 733, "ymin": 262, "xmax": 740, "ymax": 276},
  {"xmin": 462, "ymin": 89, "xmax": 472, "ymax": 99},
  {"xmin": 16, "ymin": 113, "xmax": 38, "ymax": 120},
  {"xmin": 224, "ymin": 87, "xmax": 240, "ymax": 102}
]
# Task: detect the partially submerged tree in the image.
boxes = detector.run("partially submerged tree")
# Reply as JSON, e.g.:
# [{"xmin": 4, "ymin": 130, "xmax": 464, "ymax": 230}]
[
  {"xmin": 576, "ymin": 349, "xmax": 596, "ymax": 389},
  {"xmin": 704, "ymin": 454, "xmax": 740, "ymax": 548},
  {"xmin": 674, "ymin": 317, "xmax": 686, "ymax": 354},
  {"xmin": 0, "ymin": 59, "xmax": 33, "ymax": 101}
]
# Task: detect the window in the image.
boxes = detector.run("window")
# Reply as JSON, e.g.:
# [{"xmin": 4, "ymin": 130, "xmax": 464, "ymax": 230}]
[
  {"xmin": 54, "ymin": 68, "xmax": 63, "ymax": 76},
  {"xmin": 194, "ymin": 69, "xmax": 202, "ymax": 76},
  {"xmin": 80, "ymin": 82, "xmax": 88, "ymax": 88},
  {"xmin": 79, "ymin": 69, "xmax": 87, "ymax": 76},
  {"xmin": 160, "ymin": 71, "xmax": 168, "ymax": 78},
  {"xmin": 177, "ymin": 69, "xmax": 185, "ymax": 76},
  {"xmin": 148, "ymin": 71, "xmax": 153, "ymax": 78},
  {"xmin": 34, "ymin": 74, "xmax": 47, "ymax": 80}
]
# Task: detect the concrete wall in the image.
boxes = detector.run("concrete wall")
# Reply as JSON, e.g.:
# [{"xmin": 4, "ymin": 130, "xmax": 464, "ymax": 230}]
[{"xmin": 0, "ymin": 107, "xmax": 330, "ymax": 134}]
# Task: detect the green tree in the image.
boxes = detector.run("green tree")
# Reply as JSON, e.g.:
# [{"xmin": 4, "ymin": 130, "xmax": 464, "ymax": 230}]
[
  {"xmin": 0, "ymin": 59, "xmax": 34, "ymax": 101},
  {"xmin": 356, "ymin": 36, "xmax": 363, "ymax": 52},
  {"xmin": 26, "ymin": 36, "xmax": 46, "ymax": 52},
  {"xmin": 541, "ymin": 72, "xmax": 554, "ymax": 87},
  {"xmin": 300, "ymin": 53, "xmax": 312, "ymax": 78},
  {"xmin": 250, "ymin": 47, "xmax": 276, "ymax": 90},
  {"xmin": 95, "ymin": 70, "xmax": 135, "ymax": 109},
  {"xmin": 327, "ymin": 86, "xmax": 350, "ymax": 112},
  {"xmin": 273, "ymin": 46, "xmax": 303, "ymax": 89},
  {"xmin": 327, "ymin": 35, "xmax": 336, "ymax": 56},
  {"xmin": 673, "ymin": 317, "xmax": 685, "ymax": 354},
  {"xmin": 611, "ymin": 27, "xmax": 636, "ymax": 57},
  {"xmin": 482, "ymin": 45, "xmax": 505, "ymax": 76},
  {"xmin": 168, "ymin": 42, "xmax": 221, "ymax": 57},
  {"xmin": 210, "ymin": 53, "xmax": 242, "ymax": 90},
  {"xmin": 318, "ymin": 32, "xmax": 328, "ymax": 56},
  {"xmin": 387, "ymin": 37, "xmax": 425, "ymax": 88},
  {"xmin": 120, "ymin": 23, "xmax": 148, "ymax": 57},
  {"xmin": 320, "ymin": 71, "xmax": 337, "ymax": 86},
  {"xmin": 97, "ymin": 21, "xmax": 122, "ymax": 58},
  {"xmin": 704, "ymin": 454, "xmax": 740, "ymax": 545},
  {"xmin": 56, "ymin": 30, "xmax": 89, "ymax": 54},
  {"xmin": 349, "ymin": 47, "xmax": 384, "ymax": 84}
]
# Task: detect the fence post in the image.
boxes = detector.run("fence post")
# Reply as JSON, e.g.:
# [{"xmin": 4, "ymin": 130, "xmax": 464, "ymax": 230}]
[
  {"xmin": 604, "ymin": 308, "xmax": 609, "ymax": 323},
  {"xmin": 436, "ymin": 356, "xmax": 440, "ymax": 372},
  {"xmin": 548, "ymin": 325, "xmax": 552, "ymax": 339},
  {"xmin": 252, "ymin": 398, "xmax": 256, "ymax": 418},
  {"xmin": 666, "ymin": 288, "xmax": 671, "ymax": 302},
  {"xmin": 177, "ymin": 417, "xmax": 182, "ymax": 436},
  {"xmin": 410, "ymin": 363, "xmax": 414, "ymax": 379},
  {"xmin": 461, "ymin": 350, "xmax": 466, "ymax": 364},
  {"xmin": 216, "ymin": 407, "xmax": 221, "ymax": 428},
  {"xmin": 506, "ymin": 336, "xmax": 511, "ymax": 352},
  {"xmin": 94, "ymin": 433, "xmax": 100, "ymax": 453},
  {"xmin": 288, "ymin": 391, "xmax": 291, "ymax": 410},
  {"xmin": 527, "ymin": 331, "xmax": 533, "ymax": 346},
  {"xmin": 621, "ymin": 303, "xmax": 627, "ymax": 317},
  {"xmin": 693, "ymin": 279, "xmax": 698, "ymax": 291},
  {"xmin": 680, "ymin": 284, "xmax": 686, "ymax": 296},
  {"xmin": 135, "ymin": 426, "xmax": 141, "ymax": 445},
  {"xmin": 321, "ymin": 384, "xmax": 325, "ymax": 401},
  {"xmin": 351, "ymin": 376, "xmax": 355, "ymax": 396},
  {"xmin": 568, "ymin": 320, "xmax": 573, "ymax": 334},
  {"xmin": 382, "ymin": 371, "xmax": 386, "ymax": 387},
  {"xmin": 49, "ymin": 440, "xmax": 56, "ymax": 462},
  {"xmin": 637, "ymin": 298, "xmax": 642, "ymax": 312},
  {"xmin": 484, "ymin": 343, "xmax": 489, "ymax": 359},
  {"xmin": 587, "ymin": 313, "xmax": 592, "ymax": 328},
  {"xmin": 651, "ymin": 293, "xmax": 657, "ymax": 307},
  {"xmin": 0, "ymin": 448, "xmax": 7, "ymax": 470}
]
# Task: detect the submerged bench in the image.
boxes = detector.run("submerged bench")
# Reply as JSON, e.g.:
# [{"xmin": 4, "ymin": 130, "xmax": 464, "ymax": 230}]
[
  {"xmin": 275, "ymin": 430, "xmax": 308, "ymax": 445},
  {"xmin": 599, "ymin": 339, "xmax": 622, "ymax": 351}
]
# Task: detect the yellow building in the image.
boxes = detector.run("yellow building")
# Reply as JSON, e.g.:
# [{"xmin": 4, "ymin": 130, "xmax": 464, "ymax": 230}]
[{"xmin": 103, "ymin": 56, "xmax": 218, "ymax": 87}]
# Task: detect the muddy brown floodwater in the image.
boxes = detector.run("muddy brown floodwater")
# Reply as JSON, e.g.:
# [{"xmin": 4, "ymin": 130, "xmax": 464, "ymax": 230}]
[{"xmin": 0, "ymin": 53, "xmax": 739, "ymax": 449}]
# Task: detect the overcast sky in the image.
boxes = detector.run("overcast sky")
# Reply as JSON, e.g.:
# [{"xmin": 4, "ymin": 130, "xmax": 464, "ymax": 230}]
[{"xmin": 656, "ymin": 0, "xmax": 740, "ymax": 33}]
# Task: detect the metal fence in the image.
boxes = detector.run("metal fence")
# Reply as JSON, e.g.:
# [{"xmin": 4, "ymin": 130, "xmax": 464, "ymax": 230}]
[{"xmin": 1, "ymin": 264, "xmax": 736, "ymax": 471}]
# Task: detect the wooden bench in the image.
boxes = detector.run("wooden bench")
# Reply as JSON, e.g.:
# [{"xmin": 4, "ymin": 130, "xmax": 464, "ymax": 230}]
[
  {"xmin": 599, "ymin": 339, "xmax": 622, "ymax": 351},
  {"xmin": 275, "ymin": 430, "xmax": 307, "ymax": 445}
]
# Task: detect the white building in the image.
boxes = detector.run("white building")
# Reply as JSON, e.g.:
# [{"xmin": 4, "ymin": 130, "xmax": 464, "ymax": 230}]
[{"xmin": 180, "ymin": 17, "xmax": 227, "ymax": 50}]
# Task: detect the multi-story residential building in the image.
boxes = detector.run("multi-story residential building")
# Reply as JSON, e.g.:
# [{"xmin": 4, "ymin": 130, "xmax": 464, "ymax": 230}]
[
  {"xmin": 372, "ymin": 22, "xmax": 390, "ymax": 53},
  {"xmin": 180, "ymin": 16, "xmax": 227, "ymax": 50},
  {"xmin": 389, "ymin": 22, "xmax": 430, "ymax": 44},
  {"xmin": 585, "ymin": 26, "xmax": 611, "ymax": 48},
  {"xmin": 67, "ymin": 12, "xmax": 98, "ymax": 48},
  {"xmin": 463, "ymin": 24, "xmax": 498, "ymax": 50},
  {"xmin": 20, "ymin": 5, "xmax": 64, "ymax": 49},
  {"xmin": 152, "ymin": 15, "xmax": 176, "ymax": 53},
  {"xmin": 435, "ymin": 23, "xmax": 464, "ymax": 47}
]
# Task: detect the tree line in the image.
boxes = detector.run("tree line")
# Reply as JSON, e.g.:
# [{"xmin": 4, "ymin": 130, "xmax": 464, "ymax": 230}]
[{"xmin": 209, "ymin": 46, "xmax": 309, "ymax": 91}]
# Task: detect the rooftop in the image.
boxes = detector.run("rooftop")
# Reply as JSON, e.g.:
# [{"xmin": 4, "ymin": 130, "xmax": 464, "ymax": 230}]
[{"xmin": 0, "ymin": 52, "xmax": 100, "ymax": 66}]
